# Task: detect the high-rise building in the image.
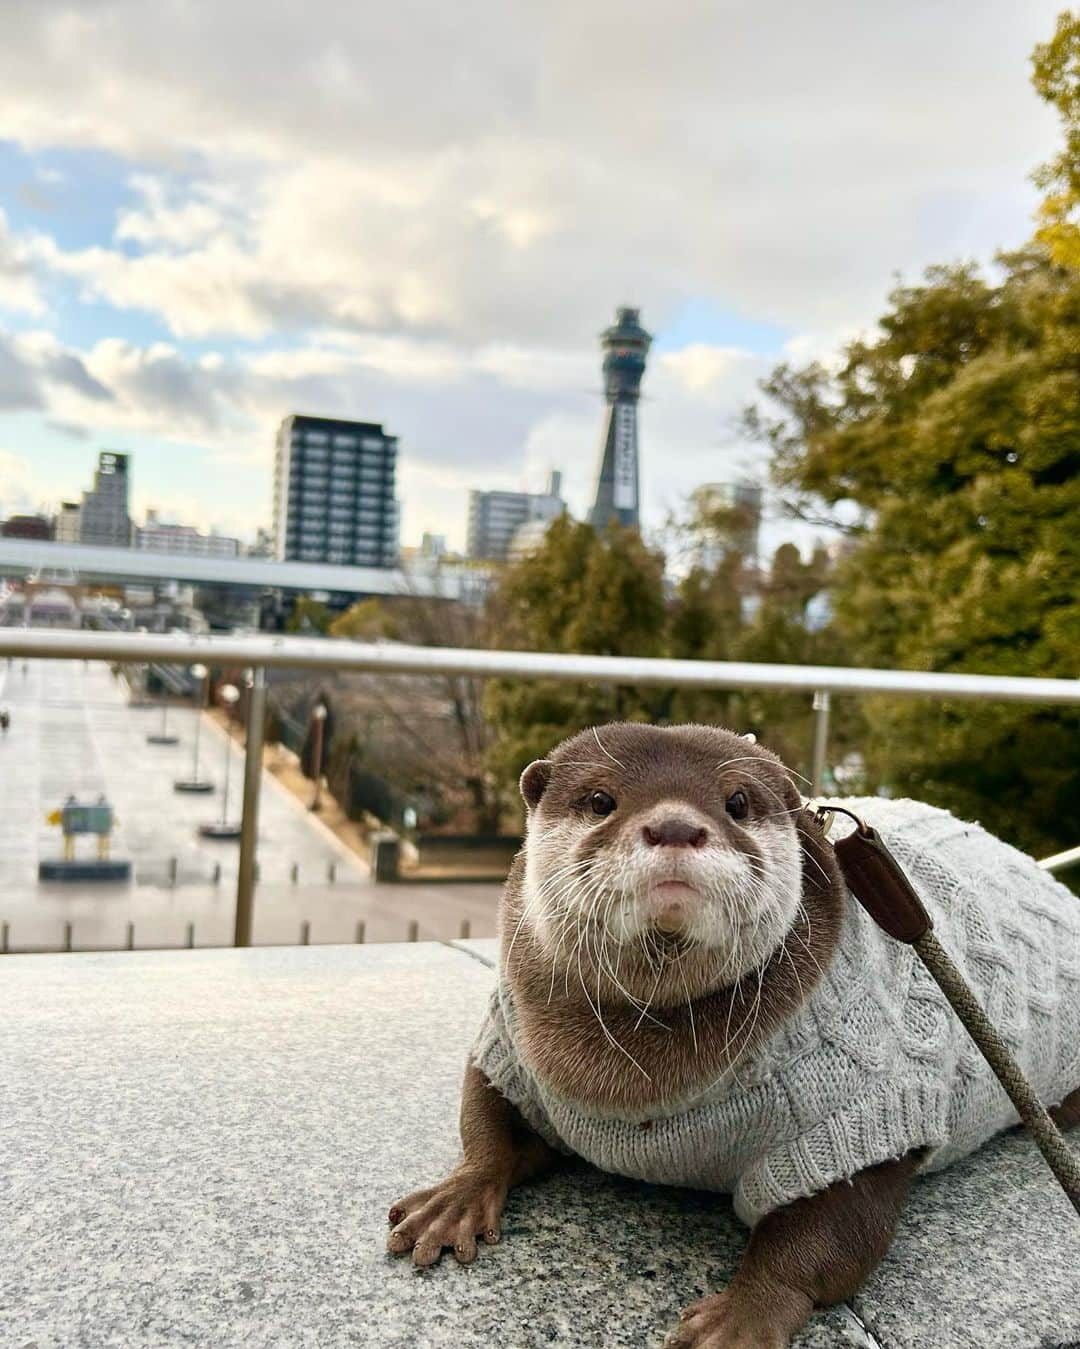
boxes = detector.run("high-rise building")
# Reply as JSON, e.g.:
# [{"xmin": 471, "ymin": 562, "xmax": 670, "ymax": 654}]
[
  {"xmin": 79, "ymin": 452, "xmax": 132, "ymax": 547},
  {"xmin": 55, "ymin": 502, "xmax": 81, "ymax": 543},
  {"xmin": 272, "ymin": 414, "xmax": 399, "ymax": 568},
  {"xmin": 588, "ymin": 307, "xmax": 651, "ymax": 530},
  {"xmin": 466, "ymin": 470, "xmax": 565, "ymax": 562}
]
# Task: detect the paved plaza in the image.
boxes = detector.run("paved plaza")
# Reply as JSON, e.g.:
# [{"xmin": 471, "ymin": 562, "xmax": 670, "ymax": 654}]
[
  {"xmin": 0, "ymin": 657, "xmax": 499, "ymax": 952},
  {"xmin": 3, "ymin": 942, "xmax": 1076, "ymax": 1348}
]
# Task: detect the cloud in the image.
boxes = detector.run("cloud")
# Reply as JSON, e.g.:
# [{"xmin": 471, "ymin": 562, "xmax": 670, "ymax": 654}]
[
  {"xmin": 0, "ymin": 209, "xmax": 46, "ymax": 314},
  {"xmin": 0, "ymin": 1, "xmax": 1064, "ymax": 347},
  {"xmin": 0, "ymin": 0, "xmax": 1067, "ymax": 547},
  {"xmin": 0, "ymin": 449, "xmax": 48, "ymax": 517},
  {"xmin": 659, "ymin": 344, "xmax": 753, "ymax": 395},
  {"xmin": 0, "ymin": 314, "xmax": 774, "ymax": 547}
]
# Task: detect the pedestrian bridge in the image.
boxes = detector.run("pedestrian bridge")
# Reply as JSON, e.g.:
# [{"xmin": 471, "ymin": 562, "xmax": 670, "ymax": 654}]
[{"xmin": 0, "ymin": 536, "xmax": 470, "ymax": 597}]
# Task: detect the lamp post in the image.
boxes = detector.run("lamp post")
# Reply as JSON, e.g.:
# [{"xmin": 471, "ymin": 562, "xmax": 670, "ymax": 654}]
[
  {"xmin": 310, "ymin": 703, "xmax": 327, "ymax": 812},
  {"xmin": 174, "ymin": 662, "xmax": 213, "ymax": 793},
  {"xmin": 147, "ymin": 695, "xmax": 179, "ymax": 746},
  {"xmin": 198, "ymin": 683, "xmax": 241, "ymax": 839}
]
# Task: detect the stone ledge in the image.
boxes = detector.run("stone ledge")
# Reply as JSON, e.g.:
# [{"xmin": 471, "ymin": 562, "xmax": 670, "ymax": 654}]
[{"xmin": 1, "ymin": 944, "xmax": 1076, "ymax": 1348}]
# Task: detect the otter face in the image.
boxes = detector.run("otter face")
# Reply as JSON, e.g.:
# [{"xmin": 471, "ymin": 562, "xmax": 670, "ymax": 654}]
[{"xmin": 518, "ymin": 723, "xmax": 805, "ymax": 991}]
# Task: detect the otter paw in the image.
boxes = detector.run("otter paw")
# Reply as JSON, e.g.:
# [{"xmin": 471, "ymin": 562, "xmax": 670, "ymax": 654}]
[
  {"xmin": 663, "ymin": 1289, "xmax": 797, "ymax": 1349},
  {"xmin": 386, "ymin": 1167, "xmax": 508, "ymax": 1268}
]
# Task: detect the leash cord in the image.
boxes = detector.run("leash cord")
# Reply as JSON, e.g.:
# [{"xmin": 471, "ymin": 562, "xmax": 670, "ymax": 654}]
[
  {"xmin": 913, "ymin": 928, "xmax": 1080, "ymax": 1218},
  {"xmin": 818, "ymin": 803, "xmax": 1080, "ymax": 1220}
]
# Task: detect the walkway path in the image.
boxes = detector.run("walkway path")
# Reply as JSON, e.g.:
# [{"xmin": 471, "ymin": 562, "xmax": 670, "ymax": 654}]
[{"xmin": 0, "ymin": 658, "xmax": 499, "ymax": 951}]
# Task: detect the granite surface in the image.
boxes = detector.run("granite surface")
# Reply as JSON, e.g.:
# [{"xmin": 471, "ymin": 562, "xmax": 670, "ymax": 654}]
[{"xmin": 1, "ymin": 942, "xmax": 1077, "ymax": 1348}]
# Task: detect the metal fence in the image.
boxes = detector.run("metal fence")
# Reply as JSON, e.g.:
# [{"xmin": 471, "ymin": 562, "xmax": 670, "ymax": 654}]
[{"xmin": 2, "ymin": 626, "xmax": 1078, "ymax": 951}]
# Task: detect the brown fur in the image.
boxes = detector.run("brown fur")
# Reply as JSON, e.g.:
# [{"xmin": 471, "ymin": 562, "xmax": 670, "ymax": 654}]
[
  {"xmin": 666, "ymin": 1150, "xmax": 922, "ymax": 1348},
  {"xmin": 387, "ymin": 1062, "xmax": 558, "ymax": 1267},
  {"xmin": 1050, "ymin": 1085, "xmax": 1080, "ymax": 1131},
  {"xmin": 388, "ymin": 722, "xmax": 1080, "ymax": 1347},
  {"xmin": 504, "ymin": 723, "xmax": 845, "ymax": 1114}
]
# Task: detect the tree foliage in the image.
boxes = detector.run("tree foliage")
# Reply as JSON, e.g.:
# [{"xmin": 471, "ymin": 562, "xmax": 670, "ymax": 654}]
[
  {"xmin": 1032, "ymin": 10, "xmax": 1080, "ymax": 267},
  {"xmin": 483, "ymin": 516, "xmax": 669, "ymax": 783},
  {"xmin": 482, "ymin": 512, "xmax": 836, "ymax": 795},
  {"xmin": 325, "ymin": 588, "xmax": 505, "ymax": 832},
  {"xmin": 748, "ymin": 247, "xmax": 1080, "ymax": 854}
]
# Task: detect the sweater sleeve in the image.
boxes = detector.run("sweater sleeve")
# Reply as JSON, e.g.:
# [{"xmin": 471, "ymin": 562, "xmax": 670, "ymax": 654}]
[
  {"xmin": 732, "ymin": 1075, "xmax": 951, "ymax": 1227},
  {"xmin": 470, "ymin": 984, "xmax": 566, "ymax": 1153}
]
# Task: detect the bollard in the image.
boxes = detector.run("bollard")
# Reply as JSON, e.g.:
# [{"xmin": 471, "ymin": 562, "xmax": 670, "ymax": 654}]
[
  {"xmin": 459, "ymin": 918, "xmax": 471, "ymax": 940},
  {"xmin": 355, "ymin": 919, "xmax": 366, "ymax": 944},
  {"xmin": 126, "ymin": 922, "xmax": 134, "ymax": 951},
  {"xmin": 1, "ymin": 921, "xmax": 8, "ymax": 954},
  {"xmin": 63, "ymin": 922, "xmax": 72, "ymax": 953},
  {"xmin": 370, "ymin": 833, "xmax": 400, "ymax": 883},
  {"xmin": 212, "ymin": 861, "xmax": 221, "ymax": 885},
  {"xmin": 407, "ymin": 919, "xmax": 419, "ymax": 942},
  {"xmin": 186, "ymin": 922, "xmax": 195, "ymax": 949},
  {"xmin": 168, "ymin": 856, "xmax": 178, "ymax": 887},
  {"xmin": 290, "ymin": 863, "xmax": 299, "ymax": 885},
  {"xmin": 327, "ymin": 861, "xmax": 336, "ymax": 884},
  {"xmin": 300, "ymin": 920, "xmax": 311, "ymax": 946}
]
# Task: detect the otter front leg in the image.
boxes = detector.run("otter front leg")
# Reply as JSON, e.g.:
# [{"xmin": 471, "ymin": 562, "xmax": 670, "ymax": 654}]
[
  {"xmin": 665, "ymin": 1152, "xmax": 920, "ymax": 1348},
  {"xmin": 387, "ymin": 1062, "xmax": 557, "ymax": 1267}
]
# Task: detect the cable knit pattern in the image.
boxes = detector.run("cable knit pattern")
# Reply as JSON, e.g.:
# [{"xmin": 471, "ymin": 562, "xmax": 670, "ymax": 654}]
[{"xmin": 472, "ymin": 798, "xmax": 1080, "ymax": 1226}]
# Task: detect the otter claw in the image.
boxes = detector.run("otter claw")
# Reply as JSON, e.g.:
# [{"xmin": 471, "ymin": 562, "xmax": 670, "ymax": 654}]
[{"xmin": 387, "ymin": 1169, "xmax": 508, "ymax": 1268}]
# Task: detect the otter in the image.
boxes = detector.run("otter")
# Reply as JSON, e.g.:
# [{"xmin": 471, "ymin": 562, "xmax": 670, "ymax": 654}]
[{"xmin": 388, "ymin": 723, "xmax": 1080, "ymax": 1348}]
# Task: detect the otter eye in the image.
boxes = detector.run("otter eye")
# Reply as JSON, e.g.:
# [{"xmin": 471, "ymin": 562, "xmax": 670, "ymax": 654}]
[
  {"xmin": 589, "ymin": 790, "xmax": 616, "ymax": 817},
  {"xmin": 726, "ymin": 791, "xmax": 749, "ymax": 821}
]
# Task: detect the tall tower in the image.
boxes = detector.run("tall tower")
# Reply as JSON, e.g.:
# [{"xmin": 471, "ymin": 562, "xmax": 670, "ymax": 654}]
[{"xmin": 588, "ymin": 306, "xmax": 651, "ymax": 530}]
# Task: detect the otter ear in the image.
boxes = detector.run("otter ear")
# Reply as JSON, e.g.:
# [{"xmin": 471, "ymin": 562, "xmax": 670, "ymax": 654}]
[{"xmin": 520, "ymin": 759, "xmax": 553, "ymax": 811}]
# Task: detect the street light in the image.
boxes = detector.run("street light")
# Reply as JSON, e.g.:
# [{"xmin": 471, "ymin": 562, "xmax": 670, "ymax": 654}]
[
  {"xmin": 175, "ymin": 662, "xmax": 213, "ymax": 794},
  {"xmin": 197, "ymin": 683, "xmax": 241, "ymax": 840},
  {"xmin": 309, "ymin": 703, "xmax": 328, "ymax": 812},
  {"xmin": 147, "ymin": 691, "xmax": 180, "ymax": 746}
]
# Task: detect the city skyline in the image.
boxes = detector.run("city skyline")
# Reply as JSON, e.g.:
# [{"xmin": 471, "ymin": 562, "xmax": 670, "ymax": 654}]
[{"xmin": 0, "ymin": 2, "xmax": 1064, "ymax": 555}]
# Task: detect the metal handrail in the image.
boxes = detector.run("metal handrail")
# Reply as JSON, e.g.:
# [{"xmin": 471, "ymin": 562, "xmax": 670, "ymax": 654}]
[
  {"xmin": 2, "ymin": 628, "xmax": 1079, "ymax": 704},
  {"xmin": 1038, "ymin": 846, "xmax": 1080, "ymax": 875},
  {"xmin": 3, "ymin": 625, "xmax": 1077, "ymax": 948}
]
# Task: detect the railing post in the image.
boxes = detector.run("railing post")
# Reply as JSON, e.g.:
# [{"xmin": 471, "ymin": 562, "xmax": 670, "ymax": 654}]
[
  {"xmin": 234, "ymin": 667, "xmax": 267, "ymax": 947},
  {"xmin": 811, "ymin": 689, "xmax": 831, "ymax": 797}
]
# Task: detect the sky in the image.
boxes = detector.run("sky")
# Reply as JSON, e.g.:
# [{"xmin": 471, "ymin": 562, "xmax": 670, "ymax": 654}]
[{"xmin": 0, "ymin": 0, "xmax": 1066, "ymax": 554}]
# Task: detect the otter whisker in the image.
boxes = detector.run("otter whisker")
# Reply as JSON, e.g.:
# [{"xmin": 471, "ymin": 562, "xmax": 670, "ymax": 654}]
[
  {"xmin": 633, "ymin": 960, "xmax": 667, "ymax": 1031},
  {"xmin": 592, "ymin": 726, "xmax": 626, "ymax": 770},
  {"xmin": 574, "ymin": 920, "xmax": 651, "ymax": 1080},
  {"xmin": 507, "ymin": 857, "xmax": 591, "ymax": 964},
  {"xmin": 677, "ymin": 960, "xmax": 698, "ymax": 1059},
  {"xmin": 799, "ymin": 842, "xmax": 830, "ymax": 887}
]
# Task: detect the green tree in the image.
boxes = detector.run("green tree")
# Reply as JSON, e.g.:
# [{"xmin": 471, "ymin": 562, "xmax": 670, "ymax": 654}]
[
  {"xmin": 1032, "ymin": 10, "xmax": 1080, "ymax": 267},
  {"xmin": 484, "ymin": 516, "xmax": 668, "ymax": 784},
  {"xmin": 286, "ymin": 596, "xmax": 333, "ymax": 635},
  {"xmin": 748, "ymin": 248, "xmax": 1080, "ymax": 854}
]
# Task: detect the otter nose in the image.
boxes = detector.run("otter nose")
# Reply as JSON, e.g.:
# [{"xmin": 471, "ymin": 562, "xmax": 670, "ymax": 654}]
[{"xmin": 642, "ymin": 818, "xmax": 708, "ymax": 849}]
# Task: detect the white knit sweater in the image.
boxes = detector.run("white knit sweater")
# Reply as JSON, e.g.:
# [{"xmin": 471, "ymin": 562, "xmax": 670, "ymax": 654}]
[{"xmin": 473, "ymin": 798, "xmax": 1080, "ymax": 1225}]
